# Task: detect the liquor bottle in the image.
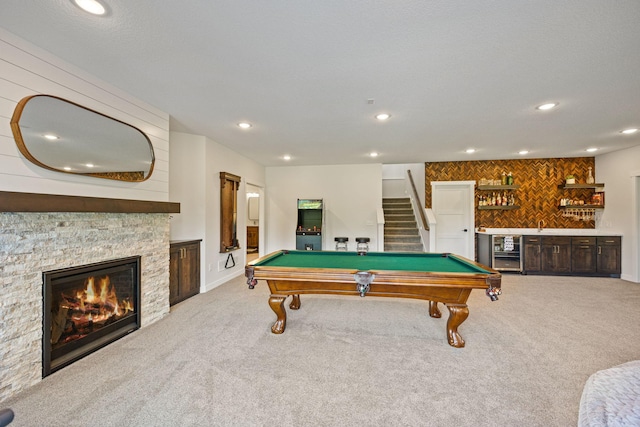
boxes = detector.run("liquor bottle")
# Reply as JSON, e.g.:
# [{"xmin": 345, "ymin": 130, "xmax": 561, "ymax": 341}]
[{"xmin": 586, "ymin": 167, "xmax": 595, "ymax": 184}]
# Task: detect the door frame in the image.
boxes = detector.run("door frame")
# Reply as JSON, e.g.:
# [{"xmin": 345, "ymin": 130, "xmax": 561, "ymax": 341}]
[
  {"xmin": 245, "ymin": 183, "xmax": 265, "ymax": 258},
  {"xmin": 431, "ymin": 180, "xmax": 476, "ymax": 260},
  {"xmin": 631, "ymin": 170, "xmax": 640, "ymax": 282}
]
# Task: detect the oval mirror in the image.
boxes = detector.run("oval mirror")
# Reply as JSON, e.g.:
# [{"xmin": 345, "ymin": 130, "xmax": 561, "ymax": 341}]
[{"xmin": 10, "ymin": 95, "xmax": 155, "ymax": 182}]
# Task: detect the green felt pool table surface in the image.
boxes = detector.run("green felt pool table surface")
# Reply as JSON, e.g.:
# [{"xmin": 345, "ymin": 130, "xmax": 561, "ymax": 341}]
[{"xmin": 252, "ymin": 250, "xmax": 491, "ymax": 274}]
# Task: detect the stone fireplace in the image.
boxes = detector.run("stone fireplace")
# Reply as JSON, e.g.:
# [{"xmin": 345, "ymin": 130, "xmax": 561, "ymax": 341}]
[{"xmin": 0, "ymin": 191, "xmax": 179, "ymax": 403}]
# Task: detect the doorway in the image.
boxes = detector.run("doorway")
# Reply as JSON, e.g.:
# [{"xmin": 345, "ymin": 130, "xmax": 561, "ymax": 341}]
[{"xmin": 246, "ymin": 184, "xmax": 263, "ymax": 262}]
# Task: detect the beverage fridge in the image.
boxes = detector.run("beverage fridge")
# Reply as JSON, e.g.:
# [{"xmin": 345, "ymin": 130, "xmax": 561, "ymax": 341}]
[{"xmin": 477, "ymin": 234, "xmax": 522, "ymax": 272}]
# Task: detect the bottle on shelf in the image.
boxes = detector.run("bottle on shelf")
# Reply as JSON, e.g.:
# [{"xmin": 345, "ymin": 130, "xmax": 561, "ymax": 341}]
[
  {"xmin": 586, "ymin": 167, "xmax": 595, "ymax": 184},
  {"xmin": 507, "ymin": 172, "xmax": 514, "ymax": 185}
]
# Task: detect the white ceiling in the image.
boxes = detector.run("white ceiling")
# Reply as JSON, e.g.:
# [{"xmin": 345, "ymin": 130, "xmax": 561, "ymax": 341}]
[{"xmin": 1, "ymin": 0, "xmax": 639, "ymax": 167}]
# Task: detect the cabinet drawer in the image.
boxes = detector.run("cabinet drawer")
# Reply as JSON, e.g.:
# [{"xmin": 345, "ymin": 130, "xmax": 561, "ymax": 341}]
[
  {"xmin": 523, "ymin": 236, "xmax": 542, "ymax": 244},
  {"xmin": 571, "ymin": 237, "xmax": 595, "ymax": 245},
  {"xmin": 541, "ymin": 236, "xmax": 571, "ymax": 245},
  {"xmin": 597, "ymin": 236, "xmax": 621, "ymax": 246}
]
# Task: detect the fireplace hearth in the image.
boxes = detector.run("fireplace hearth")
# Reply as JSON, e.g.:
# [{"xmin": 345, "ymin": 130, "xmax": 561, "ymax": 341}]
[{"xmin": 43, "ymin": 256, "xmax": 141, "ymax": 376}]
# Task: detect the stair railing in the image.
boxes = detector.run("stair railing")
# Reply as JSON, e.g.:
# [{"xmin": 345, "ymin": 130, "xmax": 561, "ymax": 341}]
[
  {"xmin": 406, "ymin": 169, "xmax": 429, "ymax": 251},
  {"xmin": 407, "ymin": 170, "xmax": 429, "ymax": 231}
]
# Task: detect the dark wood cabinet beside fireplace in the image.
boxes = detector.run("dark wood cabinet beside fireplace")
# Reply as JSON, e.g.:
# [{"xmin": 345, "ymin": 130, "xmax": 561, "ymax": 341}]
[{"xmin": 170, "ymin": 240, "xmax": 201, "ymax": 306}]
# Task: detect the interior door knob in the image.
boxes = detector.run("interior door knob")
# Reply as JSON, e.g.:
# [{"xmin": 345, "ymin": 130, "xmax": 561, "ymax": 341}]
[{"xmin": 463, "ymin": 229, "xmax": 468, "ymax": 232}]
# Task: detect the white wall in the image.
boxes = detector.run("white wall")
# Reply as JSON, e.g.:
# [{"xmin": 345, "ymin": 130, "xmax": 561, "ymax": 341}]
[
  {"xmin": 169, "ymin": 133, "xmax": 206, "ymax": 239},
  {"xmin": 0, "ymin": 28, "xmax": 170, "ymax": 201},
  {"xmin": 169, "ymin": 132, "xmax": 265, "ymax": 291},
  {"xmin": 596, "ymin": 145, "xmax": 640, "ymax": 282},
  {"xmin": 265, "ymin": 164, "xmax": 383, "ymax": 253},
  {"xmin": 382, "ymin": 163, "xmax": 425, "ymax": 202}
]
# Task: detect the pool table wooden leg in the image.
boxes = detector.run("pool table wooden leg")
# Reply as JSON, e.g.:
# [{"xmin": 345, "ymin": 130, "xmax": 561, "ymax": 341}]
[
  {"xmin": 268, "ymin": 296, "xmax": 287, "ymax": 334},
  {"xmin": 428, "ymin": 301, "xmax": 442, "ymax": 318},
  {"xmin": 289, "ymin": 294, "xmax": 301, "ymax": 310},
  {"xmin": 445, "ymin": 304, "xmax": 469, "ymax": 348}
]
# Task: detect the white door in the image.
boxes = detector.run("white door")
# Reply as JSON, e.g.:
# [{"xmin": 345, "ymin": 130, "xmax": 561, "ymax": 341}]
[{"xmin": 431, "ymin": 181, "xmax": 475, "ymax": 259}]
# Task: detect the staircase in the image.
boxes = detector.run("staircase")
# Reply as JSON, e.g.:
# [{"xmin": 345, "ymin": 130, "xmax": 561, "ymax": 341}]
[{"xmin": 383, "ymin": 198, "xmax": 424, "ymax": 252}]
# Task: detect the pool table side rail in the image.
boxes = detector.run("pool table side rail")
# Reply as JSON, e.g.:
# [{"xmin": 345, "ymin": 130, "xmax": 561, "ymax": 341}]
[
  {"xmin": 246, "ymin": 266, "xmax": 501, "ymax": 305},
  {"xmin": 260, "ymin": 277, "xmax": 478, "ymax": 304}
]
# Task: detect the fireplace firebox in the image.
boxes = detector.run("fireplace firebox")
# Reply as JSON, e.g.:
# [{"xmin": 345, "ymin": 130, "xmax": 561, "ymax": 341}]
[{"xmin": 42, "ymin": 256, "xmax": 141, "ymax": 377}]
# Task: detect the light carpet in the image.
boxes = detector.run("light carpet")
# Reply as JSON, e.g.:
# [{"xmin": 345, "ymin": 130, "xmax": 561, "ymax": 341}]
[{"xmin": 3, "ymin": 273, "xmax": 640, "ymax": 426}]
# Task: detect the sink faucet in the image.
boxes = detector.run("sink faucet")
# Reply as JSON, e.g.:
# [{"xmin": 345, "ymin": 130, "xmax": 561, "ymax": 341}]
[{"xmin": 538, "ymin": 219, "xmax": 546, "ymax": 232}]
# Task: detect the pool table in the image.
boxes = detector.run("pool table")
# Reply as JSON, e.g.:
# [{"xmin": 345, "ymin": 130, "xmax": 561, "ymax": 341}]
[{"xmin": 245, "ymin": 250, "xmax": 501, "ymax": 348}]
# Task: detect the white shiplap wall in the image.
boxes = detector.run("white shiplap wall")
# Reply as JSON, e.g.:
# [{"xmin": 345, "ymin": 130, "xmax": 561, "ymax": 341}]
[{"xmin": 0, "ymin": 28, "xmax": 169, "ymax": 201}]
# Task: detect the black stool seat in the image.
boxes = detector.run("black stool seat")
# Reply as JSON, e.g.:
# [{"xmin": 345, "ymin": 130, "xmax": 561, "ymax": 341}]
[
  {"xmin": 0, "ymin": 408, "xmax": 14, "ymax": 427},
  {"xmin": 334, "ymin": 237, "xmax": 349, "ymax": 242},
  {"xmin": 355, "ymin": 237, "xmax": 370, "ymax": 243}
]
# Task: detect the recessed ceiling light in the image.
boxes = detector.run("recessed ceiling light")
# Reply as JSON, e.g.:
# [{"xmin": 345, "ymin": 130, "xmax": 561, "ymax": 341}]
[
  {"xmin": 620, "ymin": 128, "xmax": 638, "ymax": 135},
  {"xmin": 536, "ymin": 102, "xmax": 558, "ymax": 111},
  {"xmin": 370, "ymin": 152, "xmax": 379, "ymax": 157},
  {"xmin": 283, "ymin": 155, "xmax": 291, "ymax": 161},
  {"xmin": 238, "ymin": 122, "xmax": 252, "ymax": 129},
  {"xmin": 518, "ymin": 150, "xmax": 529, "ymax": 155},
  {"xmin": 85, "ymin": 163, "xmax": 94, "ymax": 168},
  {"xmin": 43, "ymin": 134, "xmax": 59, "ymax": 141},
  {"xmin": 375, "ymin": 113, "xmax": 390, "ymax": 121},
  {"xmin": 465, "ymin": 148, "xmax": 476, "ymax": 154},
  {"xmin": 63, "ymin": 166, "xmax": 72, "ymax": 171},
  {"xmin": 74, "ymin": 0, "xmax": 106, "ymax": 15},
  {"xmin": 586, "ymin": 148, "xmax": 598, "ymax": 153}
]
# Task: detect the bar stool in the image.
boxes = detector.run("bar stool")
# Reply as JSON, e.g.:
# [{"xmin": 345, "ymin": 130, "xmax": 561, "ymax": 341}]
[
  {"xmin": 335, "ymin": 237, "xmax": 349, "ymax": 251},
  {"xmin": 355, "ymin": 237, "xmax": 370, "ymax": 255}
]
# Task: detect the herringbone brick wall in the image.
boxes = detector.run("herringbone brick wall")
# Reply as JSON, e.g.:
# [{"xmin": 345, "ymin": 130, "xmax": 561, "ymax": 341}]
[{"xmin": 425, "ymin": 157, "xmax": 597, "ymax": 229}]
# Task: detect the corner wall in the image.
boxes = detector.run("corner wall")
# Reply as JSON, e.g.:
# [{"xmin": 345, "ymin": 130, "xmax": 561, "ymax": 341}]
[
  {"xmin": 596, "ymin": 145, "xmax": 640, "ymax": 282},
  {"xmin": 265, "ymin": 164, "xmax": 383, "ymax": 253},
  {"xmin": 169, "ymin": 132, "xmax": 266, "ymax": 291}
]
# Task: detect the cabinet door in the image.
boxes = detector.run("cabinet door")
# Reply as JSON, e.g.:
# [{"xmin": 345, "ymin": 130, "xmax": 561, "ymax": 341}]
[
  {"xmin": 541, "ymin": 237, "xmax": 571, "ymax": 273},
  {"xmin": 523, "ymin": 236, "xmax": 542, "ymax": 272},
  {"xmin": 247, "ymin": 226, "xmax": 259, "ymax": 249},
  {"xmin": 180, "ymin": 243, "xmax": 200, "ymax": 298},
  {"xmin": 169, "ymin": 241, "xmax": 201, "ymax": 306},
  {"xmin": 597, "ymin": 237, "xmax": 621, "ymax": 275},
  {"xmin": 169, "ymin": 246, "xmax": 181, "ymax": 305},
  {"xmin": 571, "ymin": 237, "xmax": 596, "ymax": 274}
]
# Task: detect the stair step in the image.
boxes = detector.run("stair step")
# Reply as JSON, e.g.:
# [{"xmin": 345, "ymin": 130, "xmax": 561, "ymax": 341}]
[
  {"xmin": 384, "ymin": 214, "xmax": 415, "ymax": 221},
  {"xmin": 385, "ymin": 228, "xmax": 420, "ymax": 235},
  {"xmin": 384, "ymin": 242, "xmax": 424, "ymax": 252},
  {"xmin": 384, "ymin": 236, "xmax": 421, "ymax": 243}
]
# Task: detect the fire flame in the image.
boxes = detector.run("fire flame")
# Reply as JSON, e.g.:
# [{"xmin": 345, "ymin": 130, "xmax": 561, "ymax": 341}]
[
  {"xmin": 67, "ymin": 275, "xmax": 132, "ymax": 324},
  {"xmin": 53, "ymin": 274, "xmax": 134, "ymax": 347}
]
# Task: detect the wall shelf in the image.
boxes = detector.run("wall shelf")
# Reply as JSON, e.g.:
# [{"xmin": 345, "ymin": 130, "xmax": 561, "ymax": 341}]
[
  {"xmin": 558, "ymin": 205, "xmax": 604, "ymax": 209},
  {"xmin": 478, "ymin": 205, "xmax": 520, "ymax": 210},
  {"xmin": 0, "ymin": 190, "xmax": 180, "ymax": 213},
  {"xmin": 477, "ymin": 185, "xmax": 520, "ymax": 190},
  {"xmin": 559, "ymin": 183, "xmax": 605, "ymax": 189}
]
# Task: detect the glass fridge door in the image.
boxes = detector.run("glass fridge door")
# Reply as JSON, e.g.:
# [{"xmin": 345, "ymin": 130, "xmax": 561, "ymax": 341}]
[{"xmin": 492, "ymin": 235, "xmax": 522, "ymax": 271}]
